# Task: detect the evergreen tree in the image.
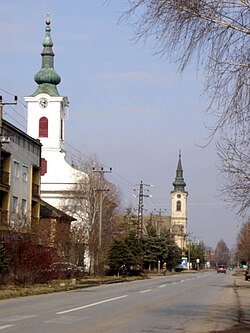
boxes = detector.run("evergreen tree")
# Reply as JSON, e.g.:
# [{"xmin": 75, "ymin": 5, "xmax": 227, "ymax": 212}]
[
  {"xmin": 189, "ymin": 242, "xmax": 206, "ymax": 269},
  {"xmin": 108, "ymin": 239, "xmax": 132, "ymax": 275},
  {"xmin": 124, "ymin": 231, "xmax": 143, "ymax": 266},
  {"xmin": 166, "ymin": 242, "xmax": 182, "ymax": 271},
  {"xmin": 142, "ymin": 227, "xmax": 168, "ymax": 270}
]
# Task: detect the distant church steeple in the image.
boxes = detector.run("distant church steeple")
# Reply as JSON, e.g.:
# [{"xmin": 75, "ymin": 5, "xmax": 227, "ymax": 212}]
[
  {"xmin": 171, "ymin": 151, "xmax": 188, "ymax": 250},
  {"xmin": 172, "ymin": 151, "xmax": 187, "ymax": 193},
  {"xmin": 31, "ymin": 13, "xmax": 61, "ymax": 97}
]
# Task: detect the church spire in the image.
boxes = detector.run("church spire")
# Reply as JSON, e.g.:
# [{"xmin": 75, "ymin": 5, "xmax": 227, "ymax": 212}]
[
  {"xmin": 31, "ymin": 13, "xmax": 61, "ymax": 97},
  {"xmin": 172, "ymin": 151, "xmax": 186, "ymax": 192}
]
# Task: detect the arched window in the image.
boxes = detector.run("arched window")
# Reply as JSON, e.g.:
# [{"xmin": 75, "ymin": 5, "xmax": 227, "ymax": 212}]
[
  {"xmin": 39, "ymin": 117, "xmax": 48, "ymax": 137},
  {"xmin": 176, "ymin": 200, "xmax": 181, "ymax": 211}
]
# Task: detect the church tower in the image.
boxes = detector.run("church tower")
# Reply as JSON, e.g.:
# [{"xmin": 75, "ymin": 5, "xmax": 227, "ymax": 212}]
[
  {"xmin": 171, "ymin": 152, "xmax": 188, "ymax": 250},
  {"xmin": 24, "ymin": 15, "xmax": 86, "ymax": 208}
]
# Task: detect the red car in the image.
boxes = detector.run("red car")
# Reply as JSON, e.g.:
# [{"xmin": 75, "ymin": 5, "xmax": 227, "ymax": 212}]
[{"xmin": 217, "ymin": 265, "xmax": 227, "ymax": 273}]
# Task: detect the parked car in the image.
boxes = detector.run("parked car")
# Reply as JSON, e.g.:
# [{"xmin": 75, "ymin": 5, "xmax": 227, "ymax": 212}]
[
  {"xmin": 245, "ymin": 268, "xmax": 250, "ymax": 281},
  {"xmin": 174, "ymin": 264, "xmax": 184, "ymax": 272},
  {"xmin": 217, "ymin": 265, "xmax": 227, "ymax": 273}
]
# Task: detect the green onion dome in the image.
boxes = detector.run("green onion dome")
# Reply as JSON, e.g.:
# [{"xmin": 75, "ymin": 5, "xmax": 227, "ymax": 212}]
[{"xmin": 32, "ymin": 14, "xmax": 61, "ymax": 97}]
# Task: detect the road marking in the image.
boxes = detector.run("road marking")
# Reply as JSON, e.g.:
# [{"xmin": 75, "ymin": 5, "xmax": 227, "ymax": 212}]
[
  {"xmin": 171, "ymin": 282, "xmax": 177, "ymax": 284},
  {"xmin": 180, "ymin": 280, "xmax": 185, "ymax": 283},
  {"xmin": 57, "ymin": 295, "xmax": 128, "ymax": 314},
  {"xmin": 45, "ymin": 316, "xmax": 87, "ymax": 324},
  {"xmin": 0, "ymin": 315, "xmax": 37, "ymax": 322},
  {"xmin": 140, "ymin": 289, "xmax": 152, "ymax": 293},
  {"xmin": 0, "ymin": 325, "xmax": 15, "ymax": 330},
  {"xmin": 159, "ymin": 284, "xmax": 166, "ymax": 288}
]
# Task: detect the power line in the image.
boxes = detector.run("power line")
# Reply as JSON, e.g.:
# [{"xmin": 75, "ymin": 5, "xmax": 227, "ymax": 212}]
[
  {"xmin": 0, "ymin": 88, "xmax": 28, "ymax": 113},
  {"xmin": 133, "ymin": 181, "xmax": 152, "ymax": 240},
  {"xmin": 106, "ymin": 173, "xmax": 133, "ymax": 191},
  {"xmin": 92, "ymin": 166, "xmax": 112, "ymax": 249}
]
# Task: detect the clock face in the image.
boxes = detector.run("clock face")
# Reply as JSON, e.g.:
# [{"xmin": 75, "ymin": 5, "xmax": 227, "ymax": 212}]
[{"xmin": 39, "ymin": 98, "xmax": 48, "ymax": 108}]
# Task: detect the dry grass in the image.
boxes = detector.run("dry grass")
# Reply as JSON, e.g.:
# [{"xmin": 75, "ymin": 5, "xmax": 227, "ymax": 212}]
[
  {"xmin": 0, "ymin": 276, "xmax": 143, "ymax": 300},
  {"xmin": 0, "ymin": 280, "xmax": 77, "ymax": 300}
]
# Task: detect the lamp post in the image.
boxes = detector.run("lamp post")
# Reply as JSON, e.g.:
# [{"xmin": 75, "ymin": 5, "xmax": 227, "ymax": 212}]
[
  {"xmin": 92, "ymin": 166, "xmax": 112, "ymax": 275},
  {"xmin": 188, "ymin": 239, "xmax": 191, "ymax": 270},
  {"xmin": 187, "ymin": 232, "xmax": 193, "ymax": 270}
]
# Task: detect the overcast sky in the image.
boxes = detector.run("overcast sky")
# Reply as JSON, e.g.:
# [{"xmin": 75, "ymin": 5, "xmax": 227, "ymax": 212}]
[{"xmin": 0, "ymin": 0, "xmax": 243, "ymax": 250}]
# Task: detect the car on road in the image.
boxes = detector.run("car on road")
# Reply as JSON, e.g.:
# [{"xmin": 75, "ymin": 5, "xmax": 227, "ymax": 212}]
[{"xmin": 217, "ymin": 265, "xmax": 227, "ymax": 273}]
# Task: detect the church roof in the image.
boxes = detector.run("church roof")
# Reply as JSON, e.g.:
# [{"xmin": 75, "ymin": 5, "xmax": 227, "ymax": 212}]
[
  {"xmin": 172, "ymin": 152, "xmax": 187, "ymax": 193},
  {"xmin": 31, "ymin": 14, "xmax": 61, "ymax": 97}
]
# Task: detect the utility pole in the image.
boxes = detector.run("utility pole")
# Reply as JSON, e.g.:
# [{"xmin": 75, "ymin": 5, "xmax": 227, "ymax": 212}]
[
  {"xmin": 0, "ymin": 95, "xmax": 17, "ymax": 170},
  {"xmin": 0, "ymin": 95, "xmax": 17, "ymax": 143},
  {"xmin": 154, "ymin": 208, "xmax": 166, "ymax": 236},
  {"xmin": 134, "ymin": 181, "xmax": 152, "ymax": 240},
  {"xmin": 92, "ymin": 167, "xmax": 112, "ymax": 249}
]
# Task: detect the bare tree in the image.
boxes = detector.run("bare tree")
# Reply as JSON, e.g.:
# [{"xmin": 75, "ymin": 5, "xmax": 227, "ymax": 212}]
[
  {"xmin": 236, "ymin": 219, "xmax": 250, "ymax": 264},
  {"xmin": 60, "ymin": 160, "xmax": 121, "ymax": 274},
  {"xmin": 213, "ymin": 239, "xmax": 231, "ymax": 265},
  {"xmin": 217, "ymin": 127, "xmax": 250, "ymax": 215},
  {"xmin": 121, "ymin": 0, "xmax": 250, "ymax": 214}
]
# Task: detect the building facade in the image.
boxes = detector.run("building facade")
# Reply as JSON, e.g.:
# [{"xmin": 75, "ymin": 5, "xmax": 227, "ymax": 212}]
[
  {"xmin": 0, "ymin": 119, "xmax": 41, "ymax": 237},
  {"xmin": 171, "ymin": 153, "xmax": 188, "ymax": 250}
]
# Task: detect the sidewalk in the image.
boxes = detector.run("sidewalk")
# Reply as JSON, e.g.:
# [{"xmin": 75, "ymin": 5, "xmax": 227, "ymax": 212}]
[{"xmin": 233, "ymin": 272, "xmax": 250, "ymax": 332}]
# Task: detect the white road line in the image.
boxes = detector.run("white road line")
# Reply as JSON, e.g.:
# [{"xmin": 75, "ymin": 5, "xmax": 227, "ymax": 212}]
[
  {"xmin": 159, "ymin": 284, "xmax": 166, "ymax": 288},
  {"xmin": 57, "ymin": 295, "xmax": 128, "ymax": 315},
  {"xmin": 140, "ymin": 289, "xmax": 152, "ymax": 293},
  {"xmin": 180, "ymin": 280, "xmax": 185, "ymax": 283},
  {"xmin": 171, "ymin": 282, "xmax": 177, "ymax": 284},
  {"xmin": 2, "ymin": 315, "xmax": 37, "ymax": 322},
  {"xmin": 0, "ymin": 325, "xmax": 15, "ymax": 330}
]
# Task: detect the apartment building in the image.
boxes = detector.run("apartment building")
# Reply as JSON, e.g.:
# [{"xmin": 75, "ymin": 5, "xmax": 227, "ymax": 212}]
[{"xmin": 0, "ymin": 119, "xmax": 41, "ymax": 238}]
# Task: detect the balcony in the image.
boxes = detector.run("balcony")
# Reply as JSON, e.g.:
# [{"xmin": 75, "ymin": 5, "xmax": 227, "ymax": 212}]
[
  {"xmin": 0, "ymin": 209, "xmax": 8, "ymax": 226},
  {"xmin": 32, "ymin": 183, "xmax": 40, "ymax": 197},
  {"xmin": 0, "ymin": 169, "xmax": 10, "ymax": 186}
]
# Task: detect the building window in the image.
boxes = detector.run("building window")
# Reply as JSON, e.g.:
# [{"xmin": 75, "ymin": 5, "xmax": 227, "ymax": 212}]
[
  {"xmin": 22, "ymin": 165, "xmax": 28, "ymax": 181},
  {"xmin": 176, "ymin": 200, "xmax": 181, "ymax": 211},
  {"xmin": 21, "ymin": 199, "xmax": 27, "ymax": 216},
  {"xmin": 13, "ymin": 161, "xmax": 20, "ymax": 178},
  {"xmin": 39, "ymin": 117, "xmax": 48, "ymax": 137},
  {"xmin": 41, "ymin": 158, "xmax": 47, "ymax": 176},
  {"xmin": 60, "ymin": 119, "xmax": 63, "ymax": 140},
  {"xmin": 12, "ymin": 196, "xmax": 18, "ymax": 214}
]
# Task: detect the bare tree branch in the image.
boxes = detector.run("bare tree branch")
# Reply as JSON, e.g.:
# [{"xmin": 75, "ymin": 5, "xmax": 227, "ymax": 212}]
[{"xmin": 122, "ymin": 0, "xmax": 250, "ymax": 215}]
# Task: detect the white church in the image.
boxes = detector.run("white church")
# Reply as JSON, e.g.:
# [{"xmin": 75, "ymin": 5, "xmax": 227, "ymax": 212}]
[
  {"xmin": 24, "ymin": 15, "xmax": 87, "ymax": 209},
  {"xmin": 171, "ymin": 153, "xmax": 188, "ymax": 250},
  {"xmin": 23, "ymin": 15, "xmax": 188, "ymax": 259}
]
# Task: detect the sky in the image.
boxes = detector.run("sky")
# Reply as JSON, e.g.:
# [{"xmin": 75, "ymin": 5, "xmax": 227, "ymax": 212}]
[{"xmin": 0, "ymin": 0, "xmax": 244, "ymax": 250}]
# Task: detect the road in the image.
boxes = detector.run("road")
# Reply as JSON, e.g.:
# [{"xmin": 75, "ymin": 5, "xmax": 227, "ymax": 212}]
[{"xmin": 0, "ymin": 271, "xmax": 237, "ymax": 333}]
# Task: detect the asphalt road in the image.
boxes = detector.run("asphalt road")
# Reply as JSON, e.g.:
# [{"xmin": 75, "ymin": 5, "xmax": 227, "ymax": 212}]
[{"xmin": 0, "ymin": 271, "xmax": 237, "ymax": 333}]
